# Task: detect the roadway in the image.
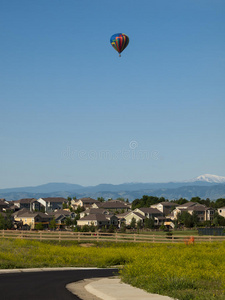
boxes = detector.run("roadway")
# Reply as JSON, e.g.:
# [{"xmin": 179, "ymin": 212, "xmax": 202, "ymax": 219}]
[{"xmin": 0, "ymin": 268, "xmax": 118, "ymax": 300}]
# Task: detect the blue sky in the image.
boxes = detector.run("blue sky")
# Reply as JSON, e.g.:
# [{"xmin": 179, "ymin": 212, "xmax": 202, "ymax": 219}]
[{"xmin": 1, "ymin": 0, "xmax": 225, "ymax": 188}]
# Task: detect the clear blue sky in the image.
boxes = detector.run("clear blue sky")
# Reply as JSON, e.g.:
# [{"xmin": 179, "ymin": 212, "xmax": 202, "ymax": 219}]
[{"xmin": 1, "ymin": 0, "xmax": 225, "ymax": 188}]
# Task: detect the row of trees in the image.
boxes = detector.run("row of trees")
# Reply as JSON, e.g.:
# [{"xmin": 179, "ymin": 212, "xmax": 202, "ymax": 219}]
[{"xmin": 132, "ymin": 195, "xmax": 225, "ymax": 210}]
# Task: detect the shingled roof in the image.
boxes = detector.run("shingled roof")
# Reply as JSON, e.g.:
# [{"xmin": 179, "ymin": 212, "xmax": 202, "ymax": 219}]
[{"xmin": 40, "ymin": 197, "xmax": 67, "ymax": 203}]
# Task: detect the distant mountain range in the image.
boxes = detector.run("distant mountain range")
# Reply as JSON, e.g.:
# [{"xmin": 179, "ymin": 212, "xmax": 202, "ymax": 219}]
[{"xmin": 1, "ymin": 174, "xmax": 225, "ymax": 201}]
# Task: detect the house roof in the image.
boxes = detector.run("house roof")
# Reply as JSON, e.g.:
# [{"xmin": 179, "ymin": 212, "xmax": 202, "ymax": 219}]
[
  {"xmin": 14, "ymin": 211, "xmax": 51, "ymax": 219},
  {"xmin": 78, "ymin": 197, "xmax": 99, "ymax": 203},
  {"xmin": 0, "ymin": 198, "xmax": 8, "ymax": 204},
  {"xmin": 84, "ymin": 208, "xmax": 111, "ymax": 215},
  {"xmin": 137, "ymin": 207, "xmax": 162, "ymax": 214},
  {"xmin": 132, "ymin": 212, "xmax": 145, "ymax": 219},
  {"xmin": 158, "ymin": 202, "xmax": 177, "ymax": 207},
  {"xmin": 99, "ymin": 200, "xmax": 130, "ymax": 209},
  {"xmin": 177, "ymin": 202, "xmax": 205, "ymax": 208},
  {"xmin": 155, "ymin": 216, "xmax": 166, "ymax": 220},
  {"xmin": 12, "ymin": 208, "xmax": 30, "ymax": 217},
  {"xmin": 189, "ymin": 205, "xmax": 211, "ymax": 212},
  {"xmin": 51, "ymin": 209, "xmax": 72, "ymax": 216},
  {"xmin": 114, "ymin": 211, "xmax": 130, "ymax": 218},
  {"xmin": 14, "ymin": 211, "xmax": 39, "ymax": 218},
  {"xmin": 18, "ymin": 198, "xmax": 37, "ymax": 204},
  {"xmin": 40, "ymin": 197, "xmax": 67, "ymax": 203},
  {"xmin": 79, "ymin": 213, "xmax": 109, "ymax": 222}
]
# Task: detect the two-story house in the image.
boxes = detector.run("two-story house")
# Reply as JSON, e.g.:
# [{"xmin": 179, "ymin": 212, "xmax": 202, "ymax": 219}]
[
  {"xmin": 77, "ymin": 213, "xmax": 118, "ymax": 228},
  {"xmin": 93, "ymin": 200, "xmax": 131, "ymax": 213},
  {"xmin": 150, "ymin": 202, "xmax": 178, "ymax": 216},
  {"xmin": 172, "ymin": 202, "xmax": 215, "ymax": 222},
  {"xmin": 13, "ymin": 209, "xmax": 52, "ymax": 229},
  {"xmin": 14, "ymin": 198, "xmax": 41, "ymax": 212},
  {"xmin": 71, "ymin": 197, "xmax": 100, "ymax": 209},
  {"xmin": 37, "ymin": 197, "xmax": 68, "ymax": 212}
]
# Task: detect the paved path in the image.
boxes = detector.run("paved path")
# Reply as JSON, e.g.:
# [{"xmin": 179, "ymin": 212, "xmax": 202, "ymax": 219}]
[
  {"xmin": 0, "ymin": 268, "xmax": 174, "ymax": 300},
  {"xmin": 0, "ymin": 268, "xmax": 117, "ymax": 300}
]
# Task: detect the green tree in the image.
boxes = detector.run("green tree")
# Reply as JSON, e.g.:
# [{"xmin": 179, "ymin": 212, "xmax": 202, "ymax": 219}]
[
  {"xmin": 215, "ymin": 198, "xmax": 225, "ymax": 209},
  {"xmin": 132, "ymin": 195, "xmax": 162, "ymax": 209},
  {"xmin": 75, "ymin": 205, "xmax": 85, "ymax": 214},
  {"xmin": 144, "ymin": 217, "xmax": 155, "ymax": 229},
  {"xmin": 65, "ymin": 217, "xmax": 72, "ymax": 227},
  {"xmin": 0, "ymin": 214, "xmax": 6, "ymax": 229},
  {"xmin": 192, "ymin": 211, "xmax": 199, "ymax": 227},
  {"xmin": 108, "ymin": 225, "xmax": 115, "ymax": 233},
  {"xmin": 117, "ymin": 197, "xmax": 125, "ymax": 202},
  {"xmin": 120, "ymin": 222, "xmax": 126, "ymax": 233},
  {"xmin": 62, "ymin": 202, "xmax": 68, "ymax": 209},
  {"xmin": 35, "ymin": 223, "xmax": 44, "ymax": 230},
  {"xmin": 172, "ymin": 198, "xmax": 188, "ymax": 205},
  {"xmin": 130, "ymin": 217, "xmax": 136, "ymax": 229},
  {"xmin": 67, "ymin": 197, "xmax": 72, "ymax": 206},
  {"xmin": 0, "ymin": 212, "xmax": 13, "ymax": 229},
  {"xmin": 49, "ymin": 217, "xmax": 57, "ymax": 230},
  {"xmin": 213, "ymin": 212, "xmax": 225, "ymax": 226},
  {"xmin": 177, "ymin": 211, "xmax": 194, "ymax": 228},
  {"xmin": 137, "ymin": 219, "xmax": 143, "ymax": 230},
  {"xmin": 97, "ymin": 197, "xmax": 105, "ymax": 202}
]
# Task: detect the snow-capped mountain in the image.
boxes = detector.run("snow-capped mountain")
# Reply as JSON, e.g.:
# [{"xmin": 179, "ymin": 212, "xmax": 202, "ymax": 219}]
[{"xmin": 188, "ymin": 174, "xmax": 225, "ymax": 184}]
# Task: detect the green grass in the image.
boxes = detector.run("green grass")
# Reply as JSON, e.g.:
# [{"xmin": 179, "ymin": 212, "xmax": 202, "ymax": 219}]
[
  {"xmin": 0, "ymin": 238, "xmax": 224, "ymax": 300},
  {"xmin": 135, "ymin": 229, "xmax": 199, "ymax": 236}
]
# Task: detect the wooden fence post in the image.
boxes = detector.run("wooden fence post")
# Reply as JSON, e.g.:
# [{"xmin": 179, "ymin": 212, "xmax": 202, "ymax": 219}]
[
  {"xmin": 78, "ymin": 232, "xmax": 80, "ymax": 242},
  {"xmin": 97, "ymin": 231, "xmax": 99, "ymax": 242},
  {"xmin": 153, "ymin": 234, "xmax": 155, "ymax": 243}
]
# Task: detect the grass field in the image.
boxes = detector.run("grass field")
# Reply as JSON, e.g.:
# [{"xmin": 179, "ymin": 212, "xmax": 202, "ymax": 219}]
[{"xmin": 0, "ymin": 238, "xmax": 224, "ymax": 300}]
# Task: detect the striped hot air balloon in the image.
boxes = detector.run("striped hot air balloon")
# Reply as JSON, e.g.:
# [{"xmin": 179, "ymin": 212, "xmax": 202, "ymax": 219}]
[{"xmin": 110, "ymin": 33, "xmax": 129, "ymax": 57}]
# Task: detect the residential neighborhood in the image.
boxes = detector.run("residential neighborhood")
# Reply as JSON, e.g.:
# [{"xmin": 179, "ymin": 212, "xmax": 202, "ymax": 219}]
[{"xmin": 0, "ymin": 195, "xmax": 225, "ymax": 231}]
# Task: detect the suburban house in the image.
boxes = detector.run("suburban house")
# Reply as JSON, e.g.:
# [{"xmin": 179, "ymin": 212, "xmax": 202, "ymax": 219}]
[
  {"xmin": 134, "ymin": 207, "xmax": 164, "ymax": 219},
  {"xmin": 14, "ymin": 198, "xmax": 41, "ymax": 212},
  {"xmin": 0, "ymin": 199, "xmax": 10, "ymax": 212},
  {"xmin": 150, "ymin": 202, "xmax": 178, "ymax": 215},
  {"xmin": 172, "ymin": 202, "xmax": 215, "ymax": 222},
  {"xmin": 92, "ymin": 200, "xmax": 131, "ymax": 213},
  {"xmin": 13, "ymin": 209, "xmax": 52, "ymax": 229},
  {"xmin": 77, "ymin": 213, "xmax": 118, "ymax": 228},
  {"xmin": 117, "ymin": 208, "xmax": 166, "ymax": 227},
  {"xmin": 37, "ymin": 197, "xmax": 68, "ymax": 212},
  {"xmin": 218, "ymin": 207, "xmax": 225, "ymax": 218},
  {"xmin": 71, "ymin": 197, "xmax": 100, "ymax": 209},
  {"xmin": 48, "ymin": 209, "xmax": 76, "ymax": 228},
  {"xmin": 80, "ymin": 208, "xmax": 111, "ymax": 219},
  {"xmin": 122, "ymin": 211, "xmax": 145, "ymax": 226}
]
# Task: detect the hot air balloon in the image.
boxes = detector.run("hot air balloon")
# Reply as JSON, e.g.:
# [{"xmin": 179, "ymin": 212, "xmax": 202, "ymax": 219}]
[{"xmin": 110, "ymin": 33, "xmax": 129, "ymax": 57}]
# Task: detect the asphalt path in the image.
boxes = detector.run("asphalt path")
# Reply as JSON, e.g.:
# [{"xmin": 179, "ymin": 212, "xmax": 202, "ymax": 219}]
[{"xmin": 0, "ymin": 268, "xmax": 118, "ymax": 300}]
